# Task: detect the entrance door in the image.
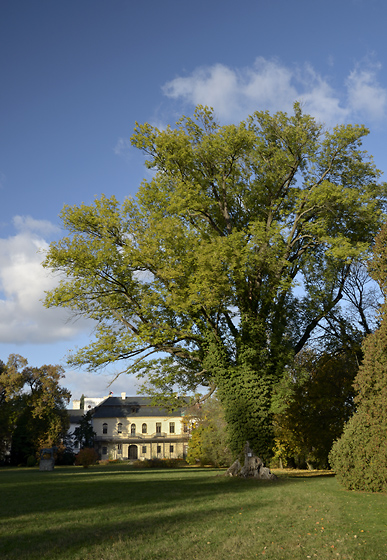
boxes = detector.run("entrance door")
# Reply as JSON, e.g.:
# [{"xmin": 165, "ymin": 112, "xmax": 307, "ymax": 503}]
[{"xmin": 128, "ymin": 445, "xmax": 138, "ymax": 460}]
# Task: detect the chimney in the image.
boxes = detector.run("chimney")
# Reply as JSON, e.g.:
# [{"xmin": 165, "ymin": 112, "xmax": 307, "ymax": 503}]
[{"xmin": 121, "ymin": 392, "xmax": 126, "ymax": 400}]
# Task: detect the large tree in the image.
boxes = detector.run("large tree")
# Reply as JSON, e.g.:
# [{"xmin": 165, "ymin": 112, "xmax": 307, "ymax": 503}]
[
  {"xmin": 44, "ymin": 105, "xmax": 386, "ymax": 462},
  {"xmin": 0, "ymin": 355, "xmax": 71, "ymax": 464}
]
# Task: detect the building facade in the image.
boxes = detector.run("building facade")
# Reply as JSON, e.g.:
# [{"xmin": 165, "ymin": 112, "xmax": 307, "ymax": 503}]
[{"xmin": 92, "ymin": 393, "xmax": 189, "ymax": 461}]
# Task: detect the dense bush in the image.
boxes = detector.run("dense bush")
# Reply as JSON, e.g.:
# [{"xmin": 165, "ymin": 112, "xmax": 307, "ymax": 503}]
[
  {"xmin": 26, "ymin": 455, "xmax": 37, "ymax": 467},
  {"xmin": 75, "ymin": 447, "xmax": 99, "ymax": 468},
  {"xmin": 329, "ymin": 322, "xmax": 387, "ymax": 491},
  {"xmin": 56, "ymin": 449, "xmax": 76, "ymax": 465},
  {"xmin": 329, "ymin": 226, "xmax": 387, "ymax": 492}
]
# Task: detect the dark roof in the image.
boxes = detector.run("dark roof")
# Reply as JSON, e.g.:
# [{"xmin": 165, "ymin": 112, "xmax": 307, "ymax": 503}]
[
  {"xmin": 92, "ymin": 396, "xmax": 187, "ymax": 419},
  {"xmin": 67, "ymin": 410, "xmax": 86, "ymax": 423}
]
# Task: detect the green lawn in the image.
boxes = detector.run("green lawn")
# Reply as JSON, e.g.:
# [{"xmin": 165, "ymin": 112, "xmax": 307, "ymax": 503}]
[{"xmin": 1, "ymin": 465, "xmax": 386, "ymax": 559}]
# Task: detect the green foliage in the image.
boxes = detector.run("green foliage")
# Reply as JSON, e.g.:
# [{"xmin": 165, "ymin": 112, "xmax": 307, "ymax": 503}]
[
  {"xmin": 75, "ymin": 447, "xmax": 99, "ymax": 468},
  {"xmin": 0, "ymin": 355, "xmax": 71, "ymax": 465},
  {"xmin": 186, "ymin": 396, "xmax": 233, "ymax": 467},
  {"xmin": 26, "ymin": 455, "xmax": 37, "ymax": 467},
  {"xmin": 272, "ymin": 343, "xmax": 359, "ymax": 469},
  {"xmin": 43, "ymin": 105, "xmax": 387, "ymax": 460},
  {"xmin": 73, "ymin": 410, "xmax": 96, "ymax": 449},
  {"xmin": 329, "ymin": 224, "xmax": 387, "ymax": 491}
]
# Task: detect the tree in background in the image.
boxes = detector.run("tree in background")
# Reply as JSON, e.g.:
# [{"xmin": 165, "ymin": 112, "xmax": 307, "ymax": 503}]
[
  {"xmin": 0, "ymin": 355, "xmax": 71, "ymax": 465},
  {"xmin": 272, "ymin": 341, "xmax": 359, "ymax": 469},
  {"xmin": 73, "ymin": 410, "xmax": 96, "ymax": 449},
  {"xmin": 186, "ymin": 396, "xmax": 233, "ymax": 467},
  {"xmin": 271, "ymin": 267, "xmax": 378, "ymax": 470},
  {"xmin": 329, "ymin": 224, "xmax": 387, "ymax": 491},
  {"xmin": 44, "ymin": 105, "xmax": 386, "ymax": 462}
]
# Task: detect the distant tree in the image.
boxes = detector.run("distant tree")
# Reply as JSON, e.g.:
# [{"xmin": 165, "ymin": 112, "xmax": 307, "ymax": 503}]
[
  {"xmin": 73, "ymin": 410, "xmax": 96, "ymax": 449},
  {"xmin": 0, "ymin": 355, "xmax": 71, "ymax": 465},
  {"xmin": 272, "ymin": 343, "xmax": 359, "ymax": 469},
  {"xmin": 0, "ymin": 355, "xmax": 27, "ymax": 463},
  {"xmin": 186, "ymin": 396, "xmax": 233, "ymax": 467},
  {"xmin": 329, "ymin": 224, "xmax": 387, "ymax": 491}
]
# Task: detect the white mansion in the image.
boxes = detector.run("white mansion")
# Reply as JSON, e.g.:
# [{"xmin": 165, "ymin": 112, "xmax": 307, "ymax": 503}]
[{"xmin": 70, "ymin": 393, "xmax": 189, "ymax": 461}]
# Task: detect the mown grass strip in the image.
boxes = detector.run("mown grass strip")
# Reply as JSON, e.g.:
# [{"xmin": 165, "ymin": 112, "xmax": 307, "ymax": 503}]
[{"xmin": 0, "ymin": 465, "xmax": 386, "ymax": 559}]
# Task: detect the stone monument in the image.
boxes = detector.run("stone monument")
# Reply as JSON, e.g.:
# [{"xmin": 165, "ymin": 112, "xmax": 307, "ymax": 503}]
[
  {"xmin": 39, "ymin": 447, "xmax": 56, "ymax": 471},
  {"xmin": 225, "ymin": 441, "xmax": 276, "ymax": 480}
]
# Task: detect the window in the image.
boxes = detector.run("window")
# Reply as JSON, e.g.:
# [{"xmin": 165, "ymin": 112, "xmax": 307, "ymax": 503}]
[
  {"xmin": 102, "ymin": 446, "xmax": 107, "ymax": 455},
  {"xmin": 103, "ymin": 423, "xmax": 108, "ymax": 434},
  {"xmin": 157, "ymin": 445, "xmax": 161, "ymax": 454},
  {"xmin": 142, "ymin": 423, "xmax": 147, "ymax": 434},
  {"xmin": 117, "ymin": 443, "xmax": 122, "ymax": 454},
  {"xmin": 170, "ymin": 445, "xmax": 174, "ymax": 453},
  {"xmin": 131, "ymin": 423, "xmax": 136, "ymax": 435},
  {"xmin": 142, "ymin": 445, "xmax": 147, "ymax": 454},
  {"xmin": 156, "ymin": 422, "xmax": 161, "ymax": 434},
  {"xmin": 183, "ymin": 423, "xmax": 188, "ymax": 433},
  {"xmin": 169, "ymin": 422, "xmax": 175, "ymax": 434},
  {"xmin": 117, "ymin": 423, "xmax": 122, "ymax": 434}
]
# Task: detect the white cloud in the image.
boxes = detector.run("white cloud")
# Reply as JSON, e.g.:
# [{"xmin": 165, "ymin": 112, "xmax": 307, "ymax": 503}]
[
  {"xmin": 163, "ymin": 57, "xmax": 387, "ymax": 126},
  {"xmin": 346, "ymin": 62, "xmax": 387, "ymax": 121},
  {"xmin": 0, "ymin": 217, "xmax": 91, "ymax": 344},
  {"xmin": 63, "ymin": 368, "xmax": 142, "ymax": 404},
  {"xmin": 113, "ymin": 137, "xmax": 132, "ymax": 159},
  {"xmin": 12, "ymin": 215, "xmax": 59, "ymax": 236}
]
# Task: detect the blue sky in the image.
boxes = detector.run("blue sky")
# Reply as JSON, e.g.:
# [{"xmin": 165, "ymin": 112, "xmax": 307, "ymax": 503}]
[{"xmin": 1, "ymin": 0, "xmax": 387, "ymax": 402}]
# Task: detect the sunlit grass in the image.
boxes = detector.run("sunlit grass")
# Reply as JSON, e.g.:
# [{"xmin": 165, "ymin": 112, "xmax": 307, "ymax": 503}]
[{"xmin": 1, "ymin": 464, "xmax": 386, "ymax": 559}]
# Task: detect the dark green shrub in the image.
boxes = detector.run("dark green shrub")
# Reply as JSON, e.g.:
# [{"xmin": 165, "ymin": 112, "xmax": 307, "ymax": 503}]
[
  {"xmin": 56, "ymin": 450, "xmax": 76, "ymax": 465},
  {"xmin": 329, "ymin": 226, "xmax": 387, "ymax": 492},
  {"xmin": 26, "ymin": 455, "xmax": 37, "ymax": 467}
]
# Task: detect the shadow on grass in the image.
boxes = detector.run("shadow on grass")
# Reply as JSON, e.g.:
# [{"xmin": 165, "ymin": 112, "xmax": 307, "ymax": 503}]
[{"xmin": 0, "ymin": 466, "xmax": 337, "ymax": 559}]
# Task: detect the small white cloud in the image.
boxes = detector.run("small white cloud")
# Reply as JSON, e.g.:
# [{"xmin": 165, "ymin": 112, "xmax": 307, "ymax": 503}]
[
  {"xmin": 346, "ymin": 62, "xmax": 387, "ymax": 121},
  {"xmin": 0, "ymin": 220, "xmax": 92, "ymax": 344},
  {"xmin": 164, "ymin": 63, "xmax": 240, "ymax": 119},
  {"xmin": 297, "ymin": 65, "xmax": 349, "ymax": 124},
  {"xmin": 162, "ymin": 57, "xmax": 387, "ymax": 126},
  {"xmin": 63, "ymin": 369, "xmax": 142, "ymax": 403},
  {"xmin": 113, "ymin": 137, "xmax": 132, "ymax": 159},
  {"xmin": 13, "ymin": 215, "xmax": 60, "ymax": 236}
]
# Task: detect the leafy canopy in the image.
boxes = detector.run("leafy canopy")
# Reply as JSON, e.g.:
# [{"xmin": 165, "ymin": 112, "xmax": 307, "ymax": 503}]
[
  {"xmin": 0, "ymin": 355, "xmax": 71, "ymax": 464},
  {"xmin": 44, "ymin": 105, "xmax": 386, "ymax": 459}
]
